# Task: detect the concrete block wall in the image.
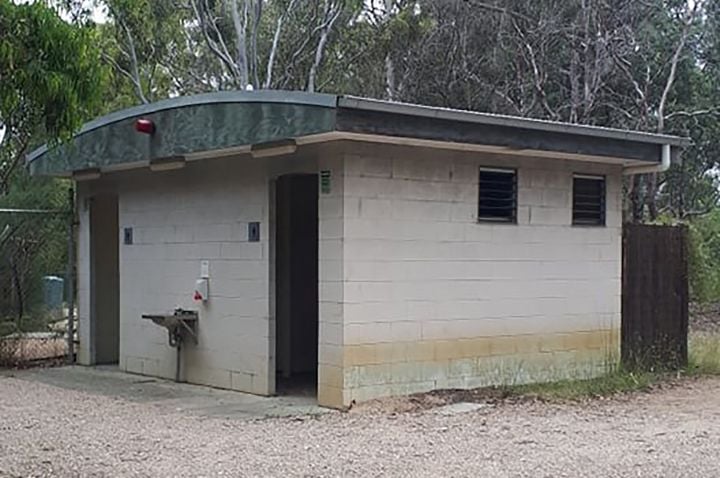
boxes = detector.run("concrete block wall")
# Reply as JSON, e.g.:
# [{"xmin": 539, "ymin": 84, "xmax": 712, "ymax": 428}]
[
  {"xmin": 338, "ymin": 143, "xmax": 623, "ymax": 405},
  {"xmin": 316, "ymin": 155, "xmax": 346, "ymax": 407},
  {"xmin": 265, "ymin": 146, "xmax": 346, "ymax": 407},
  {"xmin": 76, "ymin": 157, "xmax": 275, "ymax": 394},
  {"xmin": 75, "ymin": 140, "xmax": 624, "ymax": 409},
  {"xmin": 118, "ymin": 158, "xmax": 273, "ymax": 393},
  {"xmin": 76, "ymin": 146, "xmax": 343, "ymax": 401}
]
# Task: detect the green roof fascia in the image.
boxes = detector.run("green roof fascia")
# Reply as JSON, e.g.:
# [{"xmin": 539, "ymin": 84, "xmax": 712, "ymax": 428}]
[{"xmin": 28, "ymin": 91, "xmax": 338, "ymax": 176}]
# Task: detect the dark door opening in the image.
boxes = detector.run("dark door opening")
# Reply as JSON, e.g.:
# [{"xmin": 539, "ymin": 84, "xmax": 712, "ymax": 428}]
[
  {"xmin": 89, "ymin": 194, "xmax": 120, "ymax": 364},
  {"xmin": 275, "ymin": 174, "xmax": 319, "ymax": 396}
]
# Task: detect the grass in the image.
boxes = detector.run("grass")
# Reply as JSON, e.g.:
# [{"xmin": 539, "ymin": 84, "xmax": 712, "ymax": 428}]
[
  {"xmin": 501, "ymin": 369, "xmax": 659, "ymax": 401},
  {"xmin": 492, "ymin": 333, "xmax": 720, "ymax": 402},
  {"xmin": 688, "ymin": 333, "xmax": 720, "ymax": 375}
]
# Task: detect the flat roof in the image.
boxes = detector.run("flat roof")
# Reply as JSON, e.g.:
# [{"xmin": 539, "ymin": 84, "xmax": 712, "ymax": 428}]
[
  {"xmin": 27, "ymin": 90, "xmax": 689, "ymax": 177},
  {"xmin": 339, "ymin": 96, "xmax": 688, "ymax": 147}
]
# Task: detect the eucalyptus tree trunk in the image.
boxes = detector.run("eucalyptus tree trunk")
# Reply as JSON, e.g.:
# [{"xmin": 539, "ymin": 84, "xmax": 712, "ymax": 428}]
[{"xmin": 229, "ymin": 0, "xmax": 250, "ymax": 89}]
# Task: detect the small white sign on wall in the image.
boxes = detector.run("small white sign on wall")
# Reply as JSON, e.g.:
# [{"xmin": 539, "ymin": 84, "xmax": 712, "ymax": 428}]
[{"xmin": 200, "ymin": 260, "xmax": 210, "ymax": 279}]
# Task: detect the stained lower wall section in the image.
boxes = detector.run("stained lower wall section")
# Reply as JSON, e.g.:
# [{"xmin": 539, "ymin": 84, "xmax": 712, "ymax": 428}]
[{"xmin": 342, "ymin": 330, "xmax": 618, "ymax": 403}]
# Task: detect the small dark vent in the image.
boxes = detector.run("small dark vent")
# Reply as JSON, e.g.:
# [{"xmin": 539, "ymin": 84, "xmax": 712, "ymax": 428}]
[
  {"xmin": 573, "ymin": 175, "xmax": 606, "ymax": 226},
  {"xmin": 478, "ymin": 168, "xmax": 517, "ymax": 223}
]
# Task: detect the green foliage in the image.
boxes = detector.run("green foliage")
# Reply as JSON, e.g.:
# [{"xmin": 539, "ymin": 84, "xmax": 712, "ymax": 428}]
[
  {"xmin": 98, "ymin": 0, "xmax": 183, "ymax": 106},
  {"xmin": 0, "ymin": 2, "xmax": 97, "ymax": 329},
  {"xmin": 0, "ymin": 0, "xmax": 106, "ymax": 143},
  {"xmin": 687, "ymin": 211, "xmax": 720, "ymax": 303},
  {"xmin": 0, "ymin": 168, "xmax": 69, "ymax": 328},
  {"xmin": 0, "ymin": 170, "xmax": 68, "ymax": 212},
  {"xmin": 319, "ymin": 2, "xmax": 430, "ymax": 98}
]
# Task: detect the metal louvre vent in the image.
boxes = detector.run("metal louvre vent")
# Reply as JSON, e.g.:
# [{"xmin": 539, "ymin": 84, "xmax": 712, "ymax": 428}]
[
  {"xmin": 478, "ymin": 168, "xmax": 517, "ymax": 223},
  {"xmin": 573, "ymin": 175, "xmax": 606, "ymax": 226}
]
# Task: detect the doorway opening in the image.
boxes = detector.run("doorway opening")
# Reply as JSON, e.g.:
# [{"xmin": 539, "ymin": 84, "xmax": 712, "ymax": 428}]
[
  {"xmin": 89, "ymin": 194, "xmax": 120, "ymax": 365},
  {"xmin": 275, "ymin": 174, "xmax": 319, "ymax": 397}
]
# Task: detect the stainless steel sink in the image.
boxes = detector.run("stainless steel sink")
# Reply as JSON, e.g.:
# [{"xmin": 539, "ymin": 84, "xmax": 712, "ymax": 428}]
[
  {"xmin": 141, "ymin": 308, "xmax": 198, "ymax": 382},
  {"xmin": 142, "ymin": 309, "xmax": 199, "ymax": 347}
]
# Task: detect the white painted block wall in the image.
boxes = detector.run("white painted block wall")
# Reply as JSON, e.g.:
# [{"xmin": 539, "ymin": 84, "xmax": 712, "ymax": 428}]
[
  {"xmin": 77, "ymin": 157, "xmax": 274, "ymax": 394},
  {"xmin": 339, "ymin": 143, "xmax": 623, "ymax": 403},
  {"xmin": 75, "ymin": 183, "xmax": 91, "ymax": 366},
  {"xmin": 119, "ymin": 158, "xmax": 272, "ymax": 392},
  {"xmin": 75, "ymin": 141, "xmax": 625, "ymax": 408}
]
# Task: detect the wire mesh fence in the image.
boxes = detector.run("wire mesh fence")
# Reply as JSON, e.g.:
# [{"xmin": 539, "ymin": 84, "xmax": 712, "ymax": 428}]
[{"xmin": 0, "ymin": 208, "xmax": 71, "ymax": 368}]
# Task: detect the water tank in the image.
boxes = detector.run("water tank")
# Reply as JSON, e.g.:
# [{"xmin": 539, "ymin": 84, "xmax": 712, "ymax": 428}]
[{"xmin": 43, "ymin": 276, "xmax": 64, "ymax": 312}]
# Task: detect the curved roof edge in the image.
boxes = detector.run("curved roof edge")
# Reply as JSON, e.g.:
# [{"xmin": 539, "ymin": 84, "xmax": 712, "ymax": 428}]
[{"xmin": 27, "ymin": 90, "xmax": 338, "ymax": 163}]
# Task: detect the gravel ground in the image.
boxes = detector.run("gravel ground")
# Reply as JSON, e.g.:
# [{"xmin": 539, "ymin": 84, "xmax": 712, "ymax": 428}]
[{"xmin": 1, "ymin": 374, "xmax": 720, "ymax": 477}]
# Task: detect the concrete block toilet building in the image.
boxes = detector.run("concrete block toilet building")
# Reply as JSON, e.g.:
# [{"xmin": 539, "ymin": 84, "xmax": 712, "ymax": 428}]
[{"xmin": 28, "ymin": 91, "xmax": 687, "ymax": 408}]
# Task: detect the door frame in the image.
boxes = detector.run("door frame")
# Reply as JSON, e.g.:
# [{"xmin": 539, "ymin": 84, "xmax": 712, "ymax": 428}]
[{"xmin": 271, "ymin": 173, "xmax": 320, "ymax": 394}]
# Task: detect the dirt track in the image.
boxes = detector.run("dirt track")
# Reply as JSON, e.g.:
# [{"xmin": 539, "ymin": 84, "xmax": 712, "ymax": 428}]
[{"xmin": 1, "ymin": 369, "xmax": 719, "ymax": 477}]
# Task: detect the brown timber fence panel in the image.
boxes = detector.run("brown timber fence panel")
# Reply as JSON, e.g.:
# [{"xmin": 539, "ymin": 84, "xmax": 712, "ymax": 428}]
[{"xmin": 622, "ymin": 224, "xmax": 688, "ymax": 370}]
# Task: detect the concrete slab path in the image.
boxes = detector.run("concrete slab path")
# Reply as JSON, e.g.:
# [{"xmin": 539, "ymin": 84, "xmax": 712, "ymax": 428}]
[{"xmin": 0, "ymin": 365, "xmax": 328, "ymax": 420}]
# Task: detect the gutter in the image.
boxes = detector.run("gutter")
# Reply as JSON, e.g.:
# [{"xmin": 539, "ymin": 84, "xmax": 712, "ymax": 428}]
[{"xmin": 622, "ymin": 144, "xmax": 671, "ymax": 175}]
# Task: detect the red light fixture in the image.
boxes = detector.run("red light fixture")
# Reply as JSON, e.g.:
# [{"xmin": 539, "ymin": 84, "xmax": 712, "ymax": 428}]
[{"xmin": 135, "ymin": 118, "xmax": 155, "ymax": 135}]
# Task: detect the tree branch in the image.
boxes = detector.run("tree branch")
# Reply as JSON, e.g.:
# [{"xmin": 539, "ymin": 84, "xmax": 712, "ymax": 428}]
[
  {"xmin": 101, "ymin": 51, "xmax": 148, "ymax": 104},
  {"xmin": 120, "ymin": 18, "xmax": 149, "ymax": 104},
  {"xmin": 279, "ymin": 7, "xmax": 324, "ymax": 88},
  {"xmin": 461, "ymin": 0, "xmax": 533, "ymax": 23},
  {"xmin": 228, "ymin": 0, "xmax": 249, "ymax": 88},
  {"xmin": 657, "ymin": 3, "xmax": 698, "ymax": 133},
  {"xmin": 307, "ymin": 1, "xmax": 343, "ymax": 93},
  {"xmin": 665, "ymin": 108, "xmax": 720, "ymax": 121},
  {"xmin": 264, "ymin": 0, "xmax": 299, "ymax": 89},
  {"xmin": 190, "ymin": 0, "xmax": 240, "ymax": 85},
  {"xmin": 0, "ymin": 134, "xmax": 29, "ymax": 193}
]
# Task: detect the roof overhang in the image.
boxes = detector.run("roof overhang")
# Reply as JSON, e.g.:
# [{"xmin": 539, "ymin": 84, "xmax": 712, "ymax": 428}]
[{"xmin": 27, "ymin": 91, "xmax": 690, "ymax": 177}]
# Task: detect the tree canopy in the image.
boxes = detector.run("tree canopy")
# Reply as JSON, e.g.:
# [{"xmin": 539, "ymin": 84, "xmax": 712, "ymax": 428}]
[
  {"xmin": 0, "ymin": 0, "xmax": 106, "ymax": 190},
  {"xmin": 54, "ymin": 0, "xmax": 712, "ymax": 223},
  {"xmin": 3, "ymin": 1, "xmax": 717, "ymax": 223}
]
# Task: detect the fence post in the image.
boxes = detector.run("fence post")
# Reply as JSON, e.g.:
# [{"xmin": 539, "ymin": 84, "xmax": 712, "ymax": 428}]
[{"xmin": 65, "ymin": 188, "xmax": 75, "ymax": 364}]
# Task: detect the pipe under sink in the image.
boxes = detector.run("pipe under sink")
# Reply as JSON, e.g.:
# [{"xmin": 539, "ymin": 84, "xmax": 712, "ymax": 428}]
[{"xmin": 141, "ymin": 309, "xmax": 198, "ymax": 382}]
